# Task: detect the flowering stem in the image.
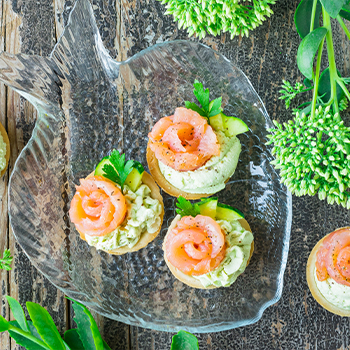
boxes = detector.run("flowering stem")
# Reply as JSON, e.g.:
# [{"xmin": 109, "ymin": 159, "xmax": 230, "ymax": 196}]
[
  {"xmin": 311, "ymin": 38, "xmax": 324, "ymax": 119},
  {"xmin": 322, "ymin": 8, "xmax": 340, "ymax": 120},
  {"xmin": 310, "ymin": 0, "xmax": 318, "ymax": 32},
  {"xmin": 337, "ymin": 15, "xmax": 350, "ymax": 41}
]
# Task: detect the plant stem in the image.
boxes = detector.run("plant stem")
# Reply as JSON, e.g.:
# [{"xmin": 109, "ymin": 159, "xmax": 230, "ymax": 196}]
[
  {"xmin": 337, "ymin": 15, "xmax": 350, "ymax": 41},
  {"xmin": 310, "ymin": 0, "xmax": 318, "ymax": 32},
  {"xmin": 322, "ymin": 8, "xmax": 340, "ymax": 120},
  {"xmin": 337, "ymin": 78, "xmax": 350, "ymax": 100},
  {"xmin": 311, "ymin": 39, "xmax": 324, "ymax": 119},
  {"xmin": 8, "ymin": 325, "xmax": 50, "ymax": 349}
]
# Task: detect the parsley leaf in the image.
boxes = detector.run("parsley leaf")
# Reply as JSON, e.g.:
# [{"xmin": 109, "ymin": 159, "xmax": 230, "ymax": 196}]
[
  {"xmin": 185, "ymin": 80, "xmax": 223, "ymax": 121},
  {"xmin": 193, "ymin": 80, "xmax": 210, "ymax": 112},
  {"xmin": 209, "ymin": 97, "xmax": 222, "ymax": 117},
  {"xmin": 102, "ymin": 150, "xmax": 135, "ymax": 192},
  {"xmin": 175, "ymin": 196, "xmax": 200, "ymax": 217},
  {"xmin": 0, "ymin": 249, "xmax": 13, "ymax": 271}
]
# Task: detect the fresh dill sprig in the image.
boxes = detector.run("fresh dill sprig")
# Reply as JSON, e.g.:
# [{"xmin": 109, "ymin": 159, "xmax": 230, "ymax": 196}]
[
  {"xmin": 0, "ymin": 249, "xmax": 13, "ymax": 271},
  {"xmin": 267, "ymin": 106, "xmax": 350, "ymax": 208}
]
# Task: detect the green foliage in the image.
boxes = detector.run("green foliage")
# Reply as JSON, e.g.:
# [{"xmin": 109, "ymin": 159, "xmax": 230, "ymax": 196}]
[
  {"xmin": 319, "ymin": 0, "xmax": 348, "ymax": 18},
  {"xmin": 171, "ymin": 330, "xmax": 199, "ymax": 350},
  {"xmin": 295, "ymin": 0, "xmax": 322, "ymax": 38},
  {"xmin": 269, "ymin": 0, "xmax": 350, "ymax": 207},
  {"xmin": 175, "ymin": 196, "xmax": 201, "ymax": 217},
  {"xmin": 101, "ymin": 150, "xmax": 143, "ymax": 192},
  {"xmin": 0, "ymin": 248, "xmax": 13, "ymax": 270},
  {"xmin": 159, "ymin": 0, "xmax": 276, "ymax": 39},
  {"xmin": 279, "ymin": 80, "xmax": 310, "ymax": 109},
  {"xmin": 267, "ymin": 106, "xmax": 350, "ymax": 208},
  {"xmin": 185, "ymin": 80, "xmax": 222, "ymax": 121},
  {"xmin": 297, "ymin": 27, "xmax": 327, "ymax": 80},
  {"xmin": 0, "ymin": 296, "xmax": 199, "ymax": 350},
  {"xmin": 67, "ymin": 297, "xmax": 105, "ymax": 350}
]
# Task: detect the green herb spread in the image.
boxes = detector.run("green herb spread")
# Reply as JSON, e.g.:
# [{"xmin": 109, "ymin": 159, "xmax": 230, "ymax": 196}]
[
  {"xmin": 159, "ymin": 131, "xmax": 241, "ymax": 194},
  {"xmin": 194, "ymin": 219, "xmax": 253, "ymax": 288},
  {"xmin": 85, "ymin": 184, "xmax": 162, "ymax": 250}
]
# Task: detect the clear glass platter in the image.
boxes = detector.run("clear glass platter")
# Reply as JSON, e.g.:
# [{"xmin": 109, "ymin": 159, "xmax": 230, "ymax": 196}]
[{"xmin": 1, "ymin": 0, "xmax": 292, "ymax": 333}]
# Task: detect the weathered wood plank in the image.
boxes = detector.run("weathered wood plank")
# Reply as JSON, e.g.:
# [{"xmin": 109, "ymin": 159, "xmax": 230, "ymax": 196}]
[
  {"xmin": 2, "ymin": 1, "xmax": 68, "ymax": 349},
  {"xmin": 55, "ymin": 1, "xmax": 130, "ymax": 348},
  {"xmin": 0, "ymin": 0, "xmax": 11, "ymax": 348}
]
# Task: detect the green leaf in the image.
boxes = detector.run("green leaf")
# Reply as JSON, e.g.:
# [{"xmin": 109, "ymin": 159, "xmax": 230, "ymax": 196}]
[
  {"xmin": 68, "ymin": 298, "xmax": 104, "ymax": 350},
  {"xmin": 26, "ymin": 302, "xmax": 66, "ymax": 350},
  {"xmin": 0, "ymin": 314, "xmax": 10, "ymax": 332},
  {"xmin": 103, "ymin": 340, "xmax": 112, "ymax": 350},
  {"xmin": 171, "ymin": 330, "xmax": 199, "ymax": 350},
  {"xmin": 319, "ymin": 0, "xmax": 348, "ymax": 18},
  {"xmin": 208, "ymin": 97, "xmax": 223, "ymax": 117},
  {"xmin": 64, "ymin": 329, "xmax": 85, "ymax": 350},
  {"xmin": 297, "ymin": 27, "xmax": 328, "ymax": 80},
  {"xmin": 303, "ymin": 78, "xmax": 313, "ymax": 88},
  {"xmin": 193, "ymin": 80, "xmax": 209, "ymax": 112},
  {"xmin": 295, "ymin": 0, "xmax": 322, "ymax": 38},
  {"xmin": 318, "ymin": 67, "xmax": 344, "ymax": 104},
  {"xmin": 339, "ymin": 3, "xmax": 350, "ymax": 20},
  {"xmin": 175, "ymin": 196, "xmax": 201, "ymax": 218},
  {"xmin": 184, "ymin": 101, "xmax": 207, "ymax": 117},
  {"xmin": 0, "ymin": 249, "xmax": 13, "ymax": 270},
  {"xmin": 102, "ymin": 150, "xmax": 136, "ymax": 192},
  {"xmin": 28, "ymin": 320, "xmax": 44, "ymax": 341},
  {"xmin": 6, "ymin": 296, "xmax": 29, "ymax": 332},
  {"xmin": 8, "ymin": 320, "xmax": 47, "ymax": 350}
]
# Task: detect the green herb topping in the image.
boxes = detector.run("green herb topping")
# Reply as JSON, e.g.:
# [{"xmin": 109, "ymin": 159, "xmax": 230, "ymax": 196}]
[
  {"xmin": 185, "ymin": 80, "xmax": 222, "ymax": 121},
  {"xmin": 101, "ymin": 150, "xmax": 144, "ymax": 192},
  {"xmin": 175, "ymin": 196, "xmax": 201, "ymax": 217}
]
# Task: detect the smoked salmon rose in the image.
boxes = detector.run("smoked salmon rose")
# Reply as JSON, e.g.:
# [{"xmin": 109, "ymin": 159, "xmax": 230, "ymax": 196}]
[
  {"xmin": 69, "ymin": 175, "xmax": 127, "ymax": 237},
  {"xmin": 165, "ymin": 215, "xmax": 226, "ymax": 276},
  {"xmin": 315, "ymin": 227, "xmax": 350, "ymax": 286},
  {"xmin": 307, "ymin": 227, "xmax": 350, "ymax": 317},
  {"xmin": 148, "ymin": 107, "xmax": 220, "ymax": 172}
]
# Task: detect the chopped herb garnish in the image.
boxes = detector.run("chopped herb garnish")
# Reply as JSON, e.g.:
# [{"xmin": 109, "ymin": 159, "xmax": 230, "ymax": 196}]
[
  {"xmin": 185, "ymin": 80, "xmax": 223, "ymax": 122},
  {"xmin": 101, "ymin": 150, "xmax": 137, "ymax": 192},
  {"xmin": 175, "ymin": 196, "xmax": 200, "ymax": 217}
]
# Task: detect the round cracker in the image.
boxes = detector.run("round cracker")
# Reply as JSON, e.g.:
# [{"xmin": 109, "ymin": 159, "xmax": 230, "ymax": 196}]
[
  {"xmin": 163, "ymin": 215, "xmax": 254, "ymax": 289},
  {"xmin": 0, "ymin": 122, "xmax": 10, "ymax": 178},
  {"xmin": 306, "ymin": 228, "xmax": 350, "ymax": 317},
  {"xmin": 147, "ymin": 141, "xmax": 223, "ymax": 200},
  {"xmin": 78, "ymin": 171, "xmax": 164, "ymax": 255}
]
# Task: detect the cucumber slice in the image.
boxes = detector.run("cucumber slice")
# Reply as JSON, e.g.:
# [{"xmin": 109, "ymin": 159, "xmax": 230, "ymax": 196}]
[
  {"xmin": 222, "ymin": 114, "xmax": 249, "ymax": 136},
  {"xmin": 132, "ymin": 161, "xmax": 145, "ymax": 175},
  {"xmin": 125, "ymin": 166, "xmax": 144, "ymax": 192},
  {"xmin": 94, "ymin": 157, "xmax": 112, "ymax": 176},
  {"xmin": 209, "ymin": 113, "xmax": 224, "ymax": 131},
  {"xmin": 198, "ymin": 197, "xmax": 218, "ymax": 219},
  {"xmin": 216, "ymin": 203, "xmax": 244, "ymax": 221}
]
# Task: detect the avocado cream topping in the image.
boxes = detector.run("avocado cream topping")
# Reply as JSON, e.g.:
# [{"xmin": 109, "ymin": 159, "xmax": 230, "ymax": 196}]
[
  {"xmin": 85, "ymin": 184, "xmax": 162, "ymax": 250},
  {"xmin": 158, "ymin": 131, "xmax": 241, "ymax": 194},
  {"xmin": 194, "ymin": 219, "xmax": 253, "ymax": 288},
  {"xmin": 314, "ymin": 269, "xmax": 350, "ymax": 310},
  {"xmin": 0, "ymin": 134, "xmax": 6, "ymax": 172}
]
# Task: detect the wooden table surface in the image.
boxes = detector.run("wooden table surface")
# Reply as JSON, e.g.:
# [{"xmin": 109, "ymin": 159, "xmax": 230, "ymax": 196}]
[{"xmin": 1, "ymin": 0, "xmax": 350, "ymax": 349}]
